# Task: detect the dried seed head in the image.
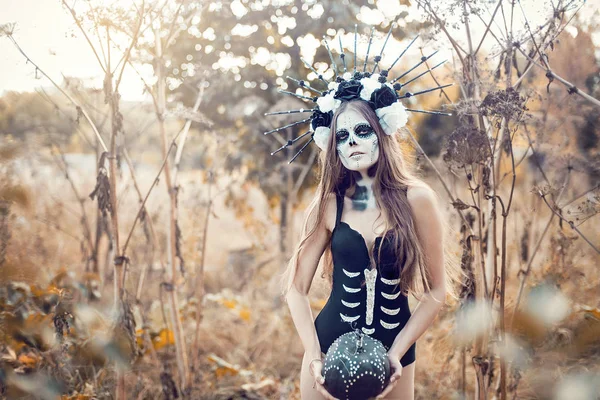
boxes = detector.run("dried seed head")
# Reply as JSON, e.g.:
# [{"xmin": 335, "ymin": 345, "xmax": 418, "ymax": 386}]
[
  {"xmin": 479, "ymin": 88, "xmax": 528, "ymax": 121},
  {"xmin": 443, "ymin": 125, "xmax": 492, "ymax": 169}
]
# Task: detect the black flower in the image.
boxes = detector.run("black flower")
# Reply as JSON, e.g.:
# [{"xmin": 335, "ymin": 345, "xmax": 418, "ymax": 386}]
[
  {"xmin": 311, "ymin": 109, "xmax": 333, "ymax": 129},
  {"xmin": 334, "ymin": 80, "xmax": 363, "ymax": 102},
  {"xmin": 370, "ymin": 85, "xmax": 397, "ymax": 109}
]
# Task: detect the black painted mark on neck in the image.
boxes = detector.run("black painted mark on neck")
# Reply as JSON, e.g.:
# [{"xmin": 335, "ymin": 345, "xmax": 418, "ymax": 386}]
[
  {"xmin": 350, "ymin": 185, "xmax": 369, "ymax": 211},
  {"xmin": 367, "ymin": 164, "xmax": 377, "ymax": 178},
  {"xmin": 351, "ymin": 170, "xmax": 362, "ymax": 182}
]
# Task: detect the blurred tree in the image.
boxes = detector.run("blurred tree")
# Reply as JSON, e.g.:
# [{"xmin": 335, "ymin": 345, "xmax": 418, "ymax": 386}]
[{"xmin": 0, "ymin": 91, "xmax": 73, "ymax": 144}]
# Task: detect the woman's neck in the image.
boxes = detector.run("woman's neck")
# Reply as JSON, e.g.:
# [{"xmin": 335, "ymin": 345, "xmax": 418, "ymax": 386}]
[{"xmin": 349, "ymin": 172, "xmax": 376, "ymax": 211}]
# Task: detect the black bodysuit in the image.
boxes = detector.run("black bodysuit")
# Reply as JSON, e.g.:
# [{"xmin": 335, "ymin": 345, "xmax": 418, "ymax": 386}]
[{"xmin": 314, "ymin": 189, "xmax": 416, "ymax": 367}]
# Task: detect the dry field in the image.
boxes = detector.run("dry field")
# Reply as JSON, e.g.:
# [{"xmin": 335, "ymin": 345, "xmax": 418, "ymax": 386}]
[{"xmin": 1, "ymin": 140, "xmax": 598, "ymax": 399}]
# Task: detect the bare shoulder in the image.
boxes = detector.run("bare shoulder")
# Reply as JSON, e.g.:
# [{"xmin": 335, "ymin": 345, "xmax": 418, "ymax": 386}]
[
  {"xmin": 407, "ymin": 184, "xmax": 437, "ymax": 205},
  {"xmin": 406, "ymin": 184, "xmax": 441, "ymax": 222},
  {"xmin": 304, "ymin": 192, "xmax": 338, "ymax": 232}
]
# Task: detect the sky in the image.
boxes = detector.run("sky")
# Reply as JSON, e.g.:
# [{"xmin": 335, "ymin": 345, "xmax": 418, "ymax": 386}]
[
  {"xmin": 0, "ymin": 0, "xmax": 146, "ymax": 101},
  {"xmin": 0, "ymin": 0, "xmax": 598, "ymax": 102}
]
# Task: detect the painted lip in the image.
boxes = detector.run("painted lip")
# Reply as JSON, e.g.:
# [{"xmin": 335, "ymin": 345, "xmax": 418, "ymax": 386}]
[{"xmin": 349, "ymin": 151, "xmax": 365, "ymax": 157}]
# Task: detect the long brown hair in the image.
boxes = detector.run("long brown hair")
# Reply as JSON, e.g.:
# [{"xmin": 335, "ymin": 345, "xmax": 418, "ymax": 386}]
[{"xmin": 281, "ymin": 99, "xmax": 462, "ymax": 302}]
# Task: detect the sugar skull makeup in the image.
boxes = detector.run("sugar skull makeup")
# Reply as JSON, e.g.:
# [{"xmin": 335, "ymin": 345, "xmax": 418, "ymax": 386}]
[{"xmin": 335, "ymin": 109, "xmax": 380, "ymax": 171}]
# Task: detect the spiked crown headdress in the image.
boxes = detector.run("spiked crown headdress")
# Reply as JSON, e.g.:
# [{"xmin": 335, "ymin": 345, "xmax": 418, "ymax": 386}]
[{"xmin": 264, "ymin": 23, "xmax": 453, "ymax": 163}]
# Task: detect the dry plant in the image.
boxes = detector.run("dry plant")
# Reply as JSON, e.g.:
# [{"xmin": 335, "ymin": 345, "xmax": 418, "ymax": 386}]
[
  {"xmin": 0, "ymin": 0, "xmax": 215, "ymax": 398},
  {"xmin": 407, "ymin": 0, "xmax": 600, "ymax": 398}
]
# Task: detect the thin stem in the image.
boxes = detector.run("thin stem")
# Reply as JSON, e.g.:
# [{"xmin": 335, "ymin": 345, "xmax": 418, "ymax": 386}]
[
  {"xmin": 539, "ymin": 189, "xmax": 600, "ymax": 253},
  {"xmin": 115, "ymin": 1, "xmax": 146, "ymax": 92},
  {"xmin": 35, "ymin": 88, "xmax": 96, "ymax": 151},
  {"xmin": 60, "ymin": 0, "xmax": 107, "ymax": 74},
  {"xmin": 121, "ymin": 128, "xmax": 184, "ymax": 255},
  {"xmin": 474, "ymin": 0, "xmax": 503, "ymax": 56},
  {"xmin": 559, "ymin": 184, "xmax": 600, "ymax": 208},
  {"xmin": 516, "ymin": 47, "xmax": 600, "ymax": 108}
]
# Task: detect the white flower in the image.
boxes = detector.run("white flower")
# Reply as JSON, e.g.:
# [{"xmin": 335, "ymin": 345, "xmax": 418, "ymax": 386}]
[
  {"xmin": 328, "ymin": 81, "xmax": 339, "ymax": 91},
  {"xmin": 359, "ymin": 75, "xmax": 382, "ymax": 101},
  {"xmin": 343, "ymin": 72, "xmax": 352, "ymax": 80},
  {"xmin": 313, "ymin": 126, "xmax": 331, "ymax": 151},
  {"xmin": 316, "ymin": 91, "xmax": 341, "ymax": 113},
  {"xmin": 375, "ymin": 101, "xmax": 409, "ymax": 135}
]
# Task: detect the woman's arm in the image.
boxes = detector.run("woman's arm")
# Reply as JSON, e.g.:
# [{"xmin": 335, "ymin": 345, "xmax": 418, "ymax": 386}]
[
  {"xmin": 389, "ymin": 186, "xmax": 447, "ymax": 361},
  {"xmin": 285, "ymin": 193, "xmax": 336, "ymax": 360}
]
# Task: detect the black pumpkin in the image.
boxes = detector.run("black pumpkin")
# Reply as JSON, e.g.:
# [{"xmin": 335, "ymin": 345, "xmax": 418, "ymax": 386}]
[{"xmin": 322, "ymin": 330, "xmax": 391, "ymax": 400}]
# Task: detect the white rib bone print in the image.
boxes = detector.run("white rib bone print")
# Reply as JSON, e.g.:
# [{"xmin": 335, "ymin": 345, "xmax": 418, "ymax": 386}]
[
  {"xmin": 343, "ymin": 268, "xmax": 360, "ymax": 278},
  {"xmin": 340, "ymin": 313, "xmax": 360, "ymax": 323},
  {"xmin": 339, "ymin": 269, "xmax": 403, "ymax": 333},
  {"xmin": 343, "ymin": 284, "xmax": 361, "ymax": 293},
  {"xmin": 380, "ymin": 276, "xmax": 401, "ymax": 328},
  {"xmin": 381, "ymin": 276, "xmax": 401, "ymax": 285},
  {"xmin": 341, "ymin": 300, "xmax": 360, "ymax": 308},
  {"xmin": 381, "ymin": 306, "xmax": 401, "ymax": 316},
  {"xmin": 381, "ymin": 291, "xmax": 401, "ymax": 300},
  {"xmin": 380, "ymin": 320, "xmax": 400, "ymax": 329}
]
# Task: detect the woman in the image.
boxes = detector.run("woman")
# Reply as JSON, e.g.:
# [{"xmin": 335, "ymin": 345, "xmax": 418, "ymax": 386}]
[{"xmin": 281, "ymin": 98, "xmax": 456, "ymax": 399}]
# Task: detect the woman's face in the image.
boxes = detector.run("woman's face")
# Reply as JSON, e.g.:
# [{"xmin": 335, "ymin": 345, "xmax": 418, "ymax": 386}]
[{"xmin": 334, "ymin": 108, "xmax": 380, "ymax": 172}]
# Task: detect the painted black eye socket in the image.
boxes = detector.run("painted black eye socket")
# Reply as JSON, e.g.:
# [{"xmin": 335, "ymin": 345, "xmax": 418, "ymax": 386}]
[
  {"xmin": 355, "ymin": 124, "xmax": 373, "ymax": 135},
  {"xmin": 335, "ymin": 130, "xmax": 349, "ymax": 142}
]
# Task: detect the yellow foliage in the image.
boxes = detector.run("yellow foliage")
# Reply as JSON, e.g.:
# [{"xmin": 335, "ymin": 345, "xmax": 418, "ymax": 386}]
[
  {"xmin": 215, "ymin": 366, "xmax": 239, "ymax": 379},
  {"xmin": 5, "ymin": 339, "xmax": 27, "ymax": 354},
  {"xmin": 135, "ymin": 327, "xmax": 175, "ymax": 353},
  {"xmin": 221, "ymin": 299, "xmax": 237, "ymax": 309},
  {"xmin": 580, "ymin": 305, "xmax": 600, "ymax": 321},
  {"xmin": 208, "ymin": 354, "xmax": 241, "ymax": 379},
  {"xmin": 269, "ymin": 195, "xmax": 281, "ymax": 208},
  {"xmin": 24, "ymin": 311, "xmax": 51, "ymax": 327},
  {"xmin": 17, "ymin": 353, "xmax": 39, "ymax": 367},
  {"xmin": 152, "ymin": 328, "xmax": 175, "ymax": 351},
  {"xmin": 238, "ymin": 307, "xmax": 251, "ymax": 322},
  {"xmin": 61, "ymin": 395, "xmax": 92, "ymax": 400},
  {"xmin": 29, "ymin": 284, "xmax": 46, "ymax": 298},
  {"xmin": 49, "ymin": 268, "xmax": 69, "ymax": 287}
]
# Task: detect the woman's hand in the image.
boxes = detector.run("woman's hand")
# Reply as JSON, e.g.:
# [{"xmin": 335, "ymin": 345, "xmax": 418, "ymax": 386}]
[
  {"xmin": 310, "ymin": 359, "xmax": 339, "ymax": 400},
  {"xmin": 375, "ymin": 353, "xmax": 403, "ymax": 399}
]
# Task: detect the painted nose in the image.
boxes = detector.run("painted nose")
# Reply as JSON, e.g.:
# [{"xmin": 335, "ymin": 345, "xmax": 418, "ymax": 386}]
[{"xmin": 348, "ymin": 136, "xmax": 357, "ymax": 146}]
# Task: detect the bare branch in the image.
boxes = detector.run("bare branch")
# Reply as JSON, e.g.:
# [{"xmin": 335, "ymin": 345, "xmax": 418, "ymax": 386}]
[
  {"xmin": 60, "ymin": 0, "xmax": 107, "ymax": 73},
  {"xmin": 115, "ymin": 0, "xmax": 146, "ymax": 92},
  {"xmin": 538, "ymin": 187, "xmax": 600, "ymax": 254},
  {"xmin": 474, "ymin": 0, "xmax": 503, "ymax": 56},
  {"xmin": 516, "ymin": 47, "xmax": 600, "ymax": 108}
]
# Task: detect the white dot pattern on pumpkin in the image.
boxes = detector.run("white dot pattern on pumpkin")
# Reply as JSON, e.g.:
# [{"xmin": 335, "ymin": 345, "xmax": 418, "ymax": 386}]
[{"xmin": 322, "ymin": 331, "xmax": 391, "ymax": 399}]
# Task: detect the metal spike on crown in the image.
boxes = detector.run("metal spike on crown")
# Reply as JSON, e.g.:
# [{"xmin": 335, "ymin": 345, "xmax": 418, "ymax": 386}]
[{"xmin": 263, "ymin": 22, "xmax": 454, "ymax": 164}]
